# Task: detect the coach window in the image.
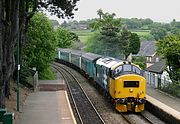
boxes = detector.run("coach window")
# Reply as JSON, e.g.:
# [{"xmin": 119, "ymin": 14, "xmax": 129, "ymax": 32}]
[{"xmin": 123, "ymin": 64, "xmax": 131, "ymax": 72}]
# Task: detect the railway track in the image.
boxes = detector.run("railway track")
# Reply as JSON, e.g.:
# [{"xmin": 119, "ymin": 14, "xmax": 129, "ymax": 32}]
[
  {"xmin": 121, "ymin": 113, "xmax": 154, "ymax": 124},
  {"xmin": 52, "ymin": 62, "xmax": 105, "ymax": 124},
  {"xmin": 52, "ymin": 62, "xmax": 165, "ymax": 124}
]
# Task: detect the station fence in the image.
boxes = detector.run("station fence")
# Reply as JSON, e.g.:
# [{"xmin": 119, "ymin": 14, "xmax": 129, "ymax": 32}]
[
  {"xmin": 20, "ymin": 66, "xmax": 38, "ymax": 91},
  {"xmin": 144, "ymin": 71, "xmax": 180, "ymax": 98}
]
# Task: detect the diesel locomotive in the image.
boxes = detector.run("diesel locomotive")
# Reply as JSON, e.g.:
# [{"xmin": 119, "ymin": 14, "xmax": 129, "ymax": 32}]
[{"xmin": 56, "ymin": 48, "xmax": 146, "ymax": 112}]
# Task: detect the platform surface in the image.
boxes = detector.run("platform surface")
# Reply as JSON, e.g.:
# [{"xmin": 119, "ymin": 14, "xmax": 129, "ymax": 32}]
[
  {"xmin": 147, "ymin": 84, "xmax": 180, "ymax": 112},
  {"xmin": 146, "ymin": 84, "xmax": 180, "ymax": 120},
  {"xmin": 17, "ymin": 91, "xmax": 76, "ymax": 124}
]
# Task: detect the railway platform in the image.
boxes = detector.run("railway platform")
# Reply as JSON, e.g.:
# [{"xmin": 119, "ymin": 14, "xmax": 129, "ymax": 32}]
[
  {"xmin": 16, "ymin": 80, "xmax": 76, "ymax": 124},
  {"xmin": 146, "ymin": 84, "xmax": 180, "ymax": 123}
]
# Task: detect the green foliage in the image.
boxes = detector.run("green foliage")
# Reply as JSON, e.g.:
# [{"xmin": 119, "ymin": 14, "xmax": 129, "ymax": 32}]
[
  {"xmin": 24, "ymin": 13, "xmax": 57, "ymax": 79},
  {"xmin": 89, "ymin": 9, "xmax": 121, "ymax": 31},
  {"xmin": 56, "ymin": 28, "xmax": 78, "ymax": 48},
  {"xmin": 150, "ymin": 27, "xmax": 167, "ymax": 41},
  {"xmin": 40, "ymin": 67, "xmax": 56, "ymax": 80},
  {"xmin": 120, "ymin": 29, "xmax": 140, "ymax": 59},
  {"xmin": 161, "ymin": 82, "xmax": 180, "ymax": 98},
  {"xmin": 86, "ymin": 10, "xmax": 140, "ymax": 59},
  {"xmin": 121, "ymin": 18, "xmax": 153, "ymax": 30},
  {"xmin": 86, "ymin": 10, "xmax": 122, "ymax": 58},
  {"xmin": 132, "ymin": 57, "xmax": 146, "ymax": 69},
  {"xmin": 157, "ymin": 35, "xmax": 180, "ymax": 81},
  {"xmin": 170, "ymin": 20, "xmax": 180, "ymax": 35},
  {"xmin": 85, "ymin": 32, "xmax": 103, "ymax": 53},
  {"xmin": 100, "ymin": 27, "xmax": 121, "ymax": 57}
]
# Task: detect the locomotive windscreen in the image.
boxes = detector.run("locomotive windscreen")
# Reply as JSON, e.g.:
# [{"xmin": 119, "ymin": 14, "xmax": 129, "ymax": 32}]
[{"xmin": 124, "ymin": 81, "xmax": 139, "ymax": 87}]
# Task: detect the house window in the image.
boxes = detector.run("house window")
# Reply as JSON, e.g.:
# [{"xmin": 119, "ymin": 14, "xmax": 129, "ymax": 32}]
[
  {"xmin": 156, "ymin": 57, "xmax": 159, "ymax": 62},
  {"xmin": 146, "ymin": 57, "xmax": 149, "ymax": 61},
  {"xmin": 149, "ymin": 57, "xmax": 152, "ymax": 62}
]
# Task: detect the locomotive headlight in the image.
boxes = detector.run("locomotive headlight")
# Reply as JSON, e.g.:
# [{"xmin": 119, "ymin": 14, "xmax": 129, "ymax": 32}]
[
  {"xmin": 117, "ymin": 98, "xmax": 125, "ymax": 104},
  {"xmin": 140, "ymin": 91, "xmax": 144, "ymax": 94},
  {"xmin": 129, "ymin": 89, "xmax": 133, "ymax": 93},
  {"xmin": 138, "ymin": 98, "xmax": 145, "ymax": 104}
]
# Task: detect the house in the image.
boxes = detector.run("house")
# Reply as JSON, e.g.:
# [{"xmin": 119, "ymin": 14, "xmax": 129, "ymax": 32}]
[
  {"xmin": 144, "ymin": 60, "xmax": 172, "ymax": 88},
  {"xmin": 135, "ymin": 41, "xmax": 160, "ymax": 68}
]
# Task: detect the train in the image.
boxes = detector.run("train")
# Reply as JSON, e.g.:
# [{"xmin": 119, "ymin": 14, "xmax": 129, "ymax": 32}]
[{"xmin": 56, "ymin": 48, "xmax": 146, "ymax": 112}]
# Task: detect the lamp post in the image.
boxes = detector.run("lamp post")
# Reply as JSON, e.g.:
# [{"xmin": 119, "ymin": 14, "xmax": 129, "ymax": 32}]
[
  {"xmin": 17, "ymin": 3, "xmax": 20, "ymax": 112},
  {"xmin": 16, "ymin": 30, "xmax": 20, "ymax": 112}
]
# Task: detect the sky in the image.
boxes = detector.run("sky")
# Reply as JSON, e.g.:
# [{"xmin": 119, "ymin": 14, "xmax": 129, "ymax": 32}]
[{"xmin": 49, "ymin": 0, "xmax": 180, "ymax": 23}]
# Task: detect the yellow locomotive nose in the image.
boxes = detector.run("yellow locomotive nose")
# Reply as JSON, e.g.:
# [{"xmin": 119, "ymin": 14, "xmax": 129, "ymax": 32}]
[{"xmin": 110, "ymin": 74, "xmax": 146, "ymax": 112}]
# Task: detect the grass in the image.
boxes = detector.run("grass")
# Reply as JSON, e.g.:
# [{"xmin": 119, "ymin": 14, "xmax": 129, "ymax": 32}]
[
  {"xmin": 72, "ymin": 29, "xmax": 95, "ymax": 43},
  {"xmin": 78, "ymin": 36, "xmax": 90, "ymax": 43},
  {"xmin": 131, "ymin": 30, "xmax": 151, "ymax": 36},
  {"xmin": 73, "ymin": 29, "xmax": 152, "ymax": 43},
  {"xmin": 72, "ymin": 30, "xmax": 94, "ymax": 36}
]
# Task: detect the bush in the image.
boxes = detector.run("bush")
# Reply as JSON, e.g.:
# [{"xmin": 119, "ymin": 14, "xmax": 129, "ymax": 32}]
[
  {"xmin": 39, "ymin": 67, "xmax": 56, "ymax": 80},
  {"xmin": 161, "ymin": 82, "xmax": 180, "ymax": 98},
  {"xmin": 132, "ymin": 56, "xmax": 146, "ymax": 69}
]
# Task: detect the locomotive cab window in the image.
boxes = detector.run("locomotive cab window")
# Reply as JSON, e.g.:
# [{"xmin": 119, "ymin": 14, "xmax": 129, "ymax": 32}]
[
  {"xmin": 111, "ymin": 64, "xmax": 143, "ymax": 78},
  {"xmin": 112, "ymin": 65, "xmax": 122, "ymax": 78},
  {"xmin": 123, "ymin": 64, "xmax": 131, "ymax": 72},
  {"xmin": 132, "ymin": 66, "xmax": 141, "ymax": 74}
]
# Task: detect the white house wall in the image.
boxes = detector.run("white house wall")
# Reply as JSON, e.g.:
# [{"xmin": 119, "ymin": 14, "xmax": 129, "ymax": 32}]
[{"xmin": 144, "ymin": 71, "xmax": 158, "ymax": 88}]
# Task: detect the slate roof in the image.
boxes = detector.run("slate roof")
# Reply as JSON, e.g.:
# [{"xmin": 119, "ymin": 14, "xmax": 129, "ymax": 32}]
[
  {"xmin": 145, "ymin": 60, "xmax": 166, "ymax": 74},
  {"xmin": 136, "ymin": 41, "xmax": 157, "ymax": 56}
]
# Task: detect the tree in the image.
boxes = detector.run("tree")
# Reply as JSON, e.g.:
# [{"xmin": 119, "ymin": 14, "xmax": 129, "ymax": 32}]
[
  {"xmin": 56, "ymin": 28, "xmax": 78, "ymax": 48},
  {"xmin": 157, "ymin": 35, "xmax": 180, "ymax": 81},
  {"xmin": 86, "ymin": 10, "xmax": 140, "ymax": 59},
  {"xmin": 24, "ymin": 13, "xmax": 56, "ymax": 79},
  {"xmin": 170, "ymin": 20, "xmax": 180, "ymax": 35},
  {"xmin": 119, "ymin": 29, "xmax": 140, "ymax": 59},
  {"xmin": 89, "ymin": 10, "xmax": 121, "ymax": 31},
  {"xmin": 85, "ymin": 32, "xmax": 103, "ymax": 53},
  {"xmin": 87, "ymin": 10, "xmax": 121, "ymax": 57},
  {"xmin": 97, "ymin": 9, "xmax": 103, "ymax": 20},
  {"xmin": 150, "ymin": 27, "xmax": 167, "ymax": 41},
  {"xmin": 0, "ymin": 0, "xmax": 19, "ymax": 108},
  {"xmin": 0, "ymin": 0, "xmax": 79, "ymax": 108}
]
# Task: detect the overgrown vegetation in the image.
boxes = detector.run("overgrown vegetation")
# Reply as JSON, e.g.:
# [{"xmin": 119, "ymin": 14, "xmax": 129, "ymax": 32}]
[
  {"xmin": 157, "ymin": 34, "xmax": 180, "ymax": 82},
  {"xmin": 24, "ymin": 13, "xmax": 57, "ymax": 79},
  {"xmin": 24, "ymin": 13, "xmax": 79, "ymax": 80},
  {"xmin": 161, "ymin": 82, "xmax": 180, "ymax": 98},
  {"xmin": 156, "ymin": 34, "xmax": 180, "ymax": 97}
]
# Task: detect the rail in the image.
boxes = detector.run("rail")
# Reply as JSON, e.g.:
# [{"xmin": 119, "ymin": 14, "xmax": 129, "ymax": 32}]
[{"xmin": 52, "ymin": 62, "xmax": 105, "ymax": 124}]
